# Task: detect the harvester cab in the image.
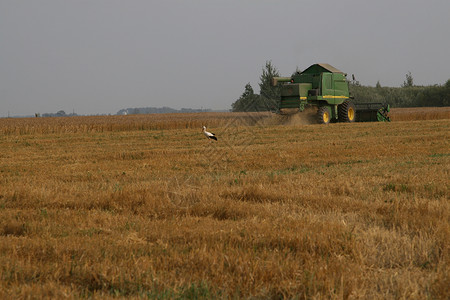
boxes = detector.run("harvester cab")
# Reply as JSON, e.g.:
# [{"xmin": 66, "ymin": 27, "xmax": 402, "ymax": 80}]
[{"xmin": 272, "ymin": 63, "xmax": 390, "ymax": 124}]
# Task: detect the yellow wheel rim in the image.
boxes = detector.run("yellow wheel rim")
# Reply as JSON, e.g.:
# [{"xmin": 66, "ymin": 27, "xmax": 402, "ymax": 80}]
[
  {"xmin": 323, "ymin": 111, "xmax": 330, "ymax": 123},
  {"xmin": 348, "ymin": 107, "xmax": 355, "ymax": 121}
]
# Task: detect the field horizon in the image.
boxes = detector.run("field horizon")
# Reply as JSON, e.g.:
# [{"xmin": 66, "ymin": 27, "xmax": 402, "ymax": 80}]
[{"xmin": 0, "ymin": 108, "xmax": 448, "ymax": 298}]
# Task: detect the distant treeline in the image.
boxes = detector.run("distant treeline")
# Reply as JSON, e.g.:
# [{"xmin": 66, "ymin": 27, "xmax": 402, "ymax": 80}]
[
  {"xmin": 41, "ymin": 110, "xmax": 78, "ymax": 118},
  {"xmin": 20, "ymin": 107, "xmax": 213, "ymax": 119},
  {"xmin": 350, "ymin": 80, "xmax": 450, "ymax": 107},
  {"xmin": 116, "ymin": 107, "xmax": 212, "ymax": 115}
]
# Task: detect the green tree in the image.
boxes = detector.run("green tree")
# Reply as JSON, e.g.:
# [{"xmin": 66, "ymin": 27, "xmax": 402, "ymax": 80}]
[
  {"xmin": 402, "ymin": 71, "xmax": 414, "ymax": 87},
  {"xmin": 232, "ymin": 61, "xmax": 285, "ymax": 112},
  {"xmin": 258, "ymin": 61, "xmax": 281, "ymax": 111},
  {"xmin": 231, "ymin": 83, "xmax": 261, "ymax": 112},
  {"xmin": 56, "ymin": 110, "xmax": 66, "ymax": 117},
  {"xmin": 416, "ymin": 79, "xmax": 450, "ymax": 107}
]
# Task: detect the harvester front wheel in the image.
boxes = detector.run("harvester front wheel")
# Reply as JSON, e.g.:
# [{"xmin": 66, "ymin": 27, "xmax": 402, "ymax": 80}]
[
  {"xmin": 317, "ymin": 106, "xmax": 331, "ymax": 124},
  {"xmin": 338, "ymin": 100, "xmax": 356, "ymax": 122}
]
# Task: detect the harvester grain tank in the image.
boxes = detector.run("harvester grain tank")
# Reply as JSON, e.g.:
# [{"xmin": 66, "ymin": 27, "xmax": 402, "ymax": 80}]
[{"xmin": 272, "ymin": 63, "xmax": 390, "ymax": 124}]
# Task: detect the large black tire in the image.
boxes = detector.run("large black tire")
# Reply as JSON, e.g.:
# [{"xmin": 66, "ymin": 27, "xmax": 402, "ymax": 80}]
[
  {"xmin": 338, "ymin": 100, "xmax": 356, "ymax": 122},
  {"xmin": 317, "ymin": 106, "xmax": 331, "ymax": 124}
]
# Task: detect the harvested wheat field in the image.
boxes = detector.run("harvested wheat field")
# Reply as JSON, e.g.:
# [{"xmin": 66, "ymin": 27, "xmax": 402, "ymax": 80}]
[{"xmin": 0, "ymin": 109, "xmax": 449, "ymax": 299}]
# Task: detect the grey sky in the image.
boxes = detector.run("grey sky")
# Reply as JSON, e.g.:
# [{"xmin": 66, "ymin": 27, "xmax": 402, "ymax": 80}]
[{"xmin": 1, "ymin": 0, "xmax": 449, "ymax": 116}]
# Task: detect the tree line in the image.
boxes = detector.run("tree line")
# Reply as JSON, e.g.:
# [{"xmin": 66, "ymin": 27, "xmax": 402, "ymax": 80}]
[
  {"xmin": 349, "ymin": 80, "xmax": 450, "ymax": 107},
  {"xmin": 231, "ymin": 62, "xmax": 450, "ymax": 111},
  {"xmin": 116, "ymin": 107, "xmax": 211, "ymax": 115}
]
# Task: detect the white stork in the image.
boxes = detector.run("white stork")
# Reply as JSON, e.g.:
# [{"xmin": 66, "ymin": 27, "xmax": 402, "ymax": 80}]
[{"xmin": 202, "ymin": 126, "xmax": 217, "ymax": 141}]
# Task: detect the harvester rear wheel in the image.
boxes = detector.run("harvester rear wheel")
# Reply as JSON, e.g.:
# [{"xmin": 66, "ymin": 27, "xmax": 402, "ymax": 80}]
[
  {"xmin": 338, "ymin": 100, "xmax": 356, "ymax": 122},
  {"xmin": 317, "ymin": 106, "xmax": 331, "ymax": 124}
]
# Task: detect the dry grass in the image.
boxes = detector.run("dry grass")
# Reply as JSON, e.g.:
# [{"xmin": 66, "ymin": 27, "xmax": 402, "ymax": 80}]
[
  {"xmin": 390, "ymin": 106, "xmax": 450, "ymax": 121},
  {"xmin": 0, "ymin": 109, "xmax": 449, "ymax": 298},
  {"xmin": 0, "ymin": 112, "xmax": 272, "ymax": 135}
]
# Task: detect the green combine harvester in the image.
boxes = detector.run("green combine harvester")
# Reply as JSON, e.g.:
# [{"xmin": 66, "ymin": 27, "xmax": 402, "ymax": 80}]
[{"xmin": 272, "ymin": 63, "xmax": 390, "ymax": 124}]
